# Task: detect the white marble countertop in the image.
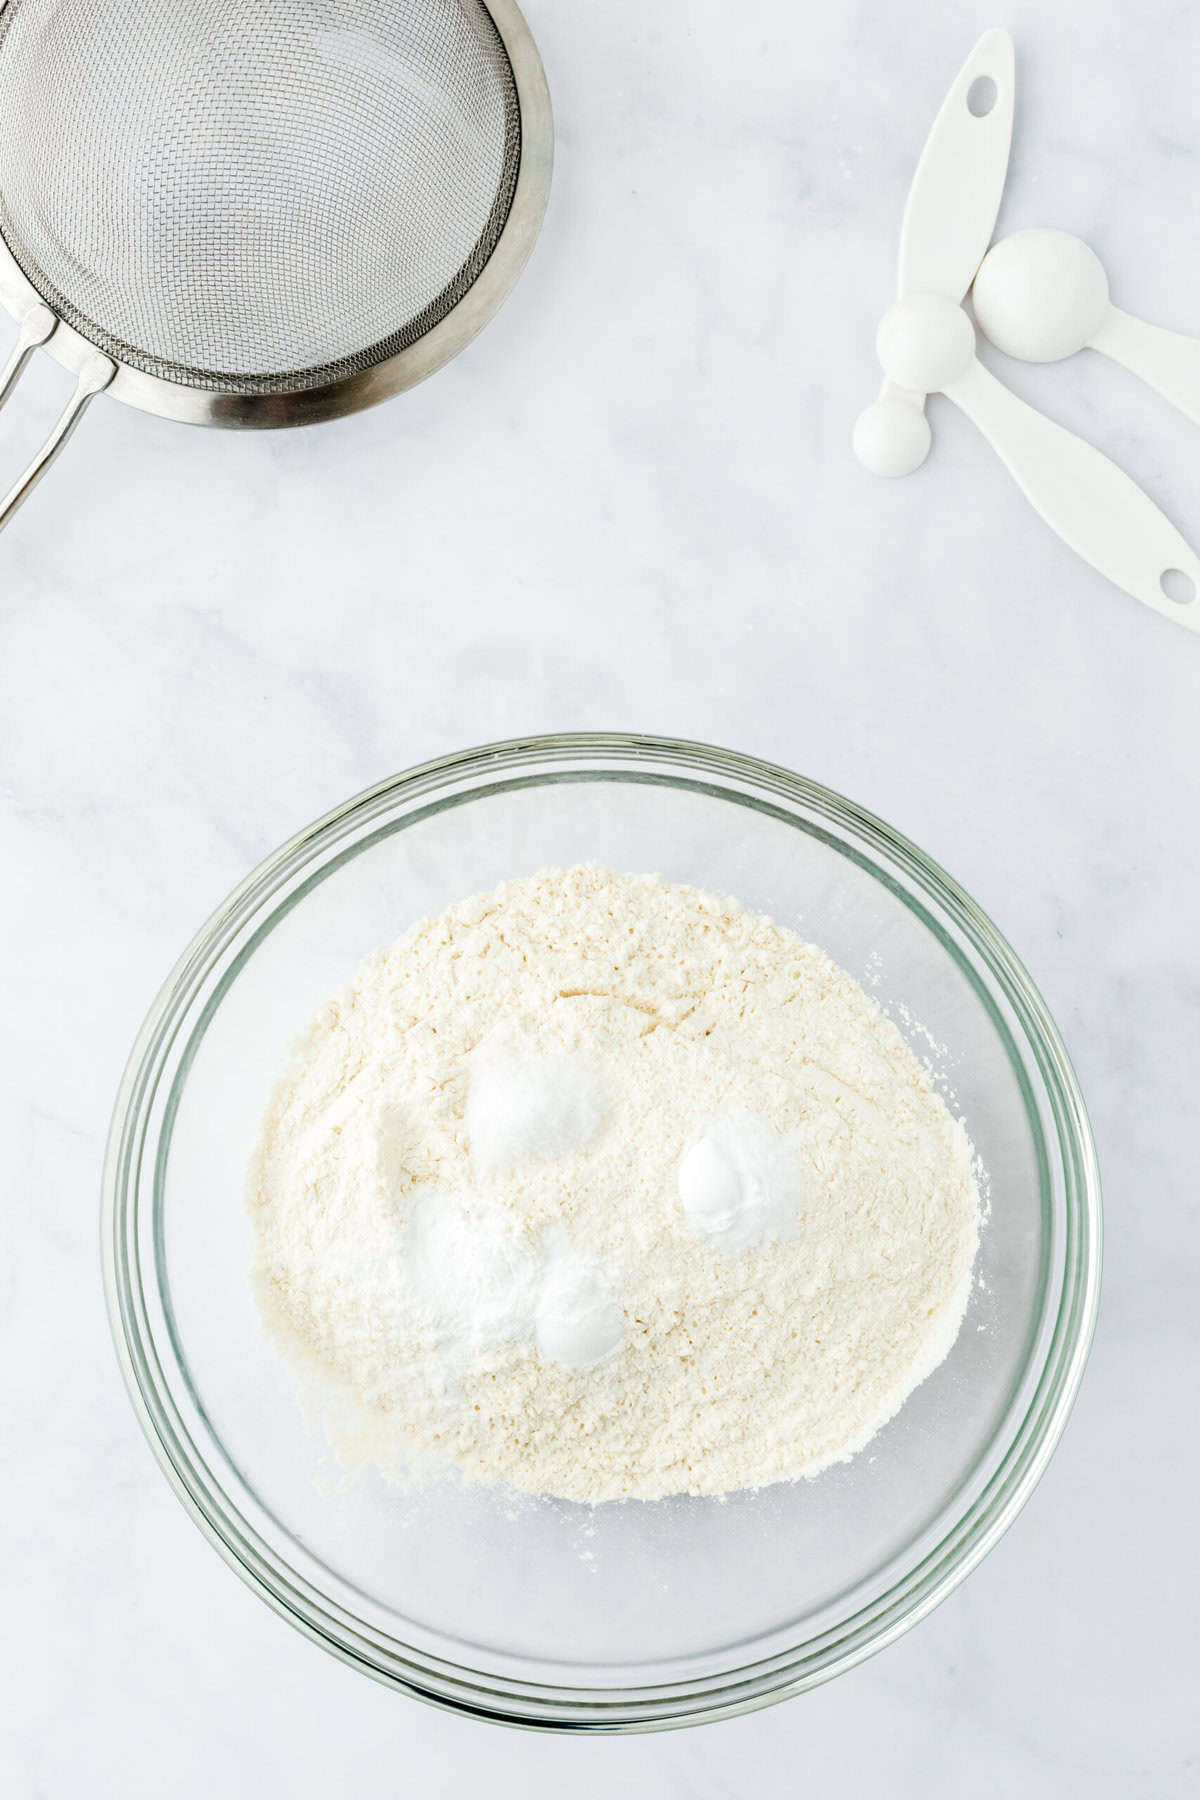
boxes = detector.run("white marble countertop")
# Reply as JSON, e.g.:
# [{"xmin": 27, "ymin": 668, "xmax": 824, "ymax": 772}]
[{"xmin": 3, "ymin": 0, "xmax": 1199, "ymax": 1792}]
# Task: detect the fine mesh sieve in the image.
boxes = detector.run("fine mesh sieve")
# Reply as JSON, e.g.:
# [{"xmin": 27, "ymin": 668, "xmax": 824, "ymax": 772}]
[{"xmin": 0, "ymin": 0, "xmax": 552, "ymax": 528}]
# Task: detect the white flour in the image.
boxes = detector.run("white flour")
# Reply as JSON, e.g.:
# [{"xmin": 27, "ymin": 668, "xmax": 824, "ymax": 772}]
[{"xmin": 247, "ymin": 866, "xmax": 980, "ymax": 1502}]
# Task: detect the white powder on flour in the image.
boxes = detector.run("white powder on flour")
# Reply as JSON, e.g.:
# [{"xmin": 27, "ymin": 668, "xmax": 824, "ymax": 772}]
[{"xmin": 247, "ymin": 866, "xmax": 980, "ymax": 1502}]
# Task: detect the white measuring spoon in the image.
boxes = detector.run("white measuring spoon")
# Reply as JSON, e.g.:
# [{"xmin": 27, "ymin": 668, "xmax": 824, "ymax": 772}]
[
  {"xmin": 853, "ymin": 29, "xmax": 1015, "ymax": 477},
  {"xmin": 973, "ymin": 228, "xmax": 1200, "ymax": 426},
  {"xmin": 874, "ymin": 293, "xmax": 1200, "ymax": 626}
]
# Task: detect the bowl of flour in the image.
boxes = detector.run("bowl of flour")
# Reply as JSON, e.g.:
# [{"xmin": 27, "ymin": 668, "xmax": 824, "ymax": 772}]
[
  {"xmin": 248, "ymin": 866, "xmax": 982, "ymax": 1503},
  {"xmin": 104, "ymin": 735, "xmax": 1100, "ymax": 1728}
]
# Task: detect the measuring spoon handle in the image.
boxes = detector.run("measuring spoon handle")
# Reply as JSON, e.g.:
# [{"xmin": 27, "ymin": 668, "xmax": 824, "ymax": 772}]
[
  {"xmin": 945, "ymin": 357, "xmax": 1200, "ymax": 629},
  {"xmin": 1094, "ymin": 307, "xmax": 1200, "ymax": 428}
]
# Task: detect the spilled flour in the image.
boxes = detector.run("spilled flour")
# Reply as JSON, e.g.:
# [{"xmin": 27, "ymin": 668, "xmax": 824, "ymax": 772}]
[{"xmin": 247, "ymin": 866, "xmax": 980, "ymax": 1502}]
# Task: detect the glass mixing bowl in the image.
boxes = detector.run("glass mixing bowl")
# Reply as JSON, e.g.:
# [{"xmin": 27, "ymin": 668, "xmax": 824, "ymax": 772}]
[{"xmin": 103, "ymin": 735, "xmax": 1101, "ymax": 1730}]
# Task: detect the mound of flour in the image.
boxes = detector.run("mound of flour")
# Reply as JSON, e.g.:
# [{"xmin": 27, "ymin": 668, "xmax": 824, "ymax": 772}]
[{"xmin": 247, "ymin": 866, "xmax": 980, "ymax": 1502}]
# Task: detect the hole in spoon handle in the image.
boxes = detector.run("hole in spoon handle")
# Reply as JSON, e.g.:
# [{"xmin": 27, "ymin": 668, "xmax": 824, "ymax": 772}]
[
  {"xmin": 1160, "ymin": 568, "xmax": 1196, "ymax": 607},
  {"xmin": 966, "ymin": 75, "xmax": 998, "ymax": 117}
]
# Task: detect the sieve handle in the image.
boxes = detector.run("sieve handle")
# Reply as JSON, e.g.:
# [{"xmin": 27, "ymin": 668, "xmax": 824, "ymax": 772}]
[
  {"xmin": 0, "ymin": 307, "xmax": 115, "ymax": 533},
  {"xmin": 0, "ymin": 302, "xmax": 58, "ymax": 409}
]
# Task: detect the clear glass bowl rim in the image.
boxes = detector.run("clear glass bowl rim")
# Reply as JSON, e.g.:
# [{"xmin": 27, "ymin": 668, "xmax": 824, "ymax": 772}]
[{"xmin": 101, "ymin": 732, "xmax": 1102, "ymax": 1732}]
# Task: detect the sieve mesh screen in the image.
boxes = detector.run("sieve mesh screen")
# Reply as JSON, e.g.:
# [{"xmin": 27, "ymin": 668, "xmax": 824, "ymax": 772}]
[{"xmin": 0, "ymin": 0, "xmax": 521, "ymax": 393}]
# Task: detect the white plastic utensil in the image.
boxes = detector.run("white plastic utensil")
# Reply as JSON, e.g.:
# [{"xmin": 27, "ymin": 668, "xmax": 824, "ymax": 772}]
[
  {"xmin": 873, "ymin": 292, "xmax": 1200, "ymax": 627},
  {"xmin": 853, "ymin": 29, "xmax": 1015, "ymax": 477},
  {"xmin": 973, "ymin": 228, "xmax": 1200, "ymax": 425},
  {"xmin": 859, "ymin": 31, "xmax": 1200, "ymax": 629}
]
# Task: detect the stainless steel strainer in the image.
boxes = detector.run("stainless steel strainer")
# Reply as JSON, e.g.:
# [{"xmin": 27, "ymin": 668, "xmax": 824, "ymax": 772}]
[{"xmin": 0, "ymin": 0, "xmax": 551, "ymax": 529}]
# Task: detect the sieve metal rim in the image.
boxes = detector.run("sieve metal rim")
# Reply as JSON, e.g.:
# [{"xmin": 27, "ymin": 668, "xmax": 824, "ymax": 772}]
[{"xmin": 0, "ymin": 0, "xmax": 553, "ymax": 431}]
